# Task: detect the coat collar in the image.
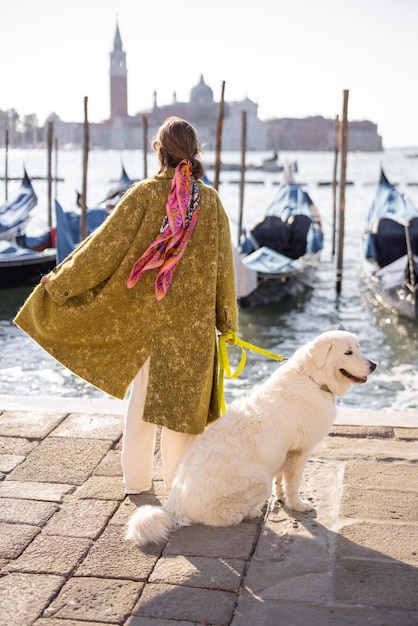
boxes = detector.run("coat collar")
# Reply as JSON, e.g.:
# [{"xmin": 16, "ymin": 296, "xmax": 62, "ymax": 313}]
[{"xmin": 154, "ymin": 168, "xmax": 176, "ymax": 181}]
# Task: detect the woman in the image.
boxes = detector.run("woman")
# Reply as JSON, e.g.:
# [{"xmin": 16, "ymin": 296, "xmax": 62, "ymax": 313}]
[{"xmin": 14, "ymin": 117, "xmax": 238, "ymax": 494}]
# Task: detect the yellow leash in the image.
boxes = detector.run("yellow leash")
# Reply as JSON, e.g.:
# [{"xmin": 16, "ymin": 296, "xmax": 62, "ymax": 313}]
[{"xmin": 218, "ymin": 330, "xmax": 287, "ymax": 414}]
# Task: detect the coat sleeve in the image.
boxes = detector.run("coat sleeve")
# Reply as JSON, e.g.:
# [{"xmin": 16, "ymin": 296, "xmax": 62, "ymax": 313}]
[
  {"xmin": 215, "ymin": 195, "xmax": 239, "ymax": 334},
  {"xmin": 45, "ymin": 184, "xmax": 147, "ymax": 304}
]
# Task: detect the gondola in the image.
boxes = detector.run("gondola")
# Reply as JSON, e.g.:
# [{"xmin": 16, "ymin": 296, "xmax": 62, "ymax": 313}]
[
  {"xmin": 0, "ymin": 240, "xmax": 56, "ymax": 287},
  {"xmin": 0, "ymin": 169, "xmax": 38, "ymax": 241},
  {"xmin": 55, "ymin": 164, "xmax": 134, "ymax": 264},
  {"xmin": 0, "ymin": 170, "xmax": 56, "ymax": 286},
  {"xmin": 362, "ymin": 168, "xmax": 418, "ymax": 321},
  {"xmin": 237, "ymin": 164, "xmax": 323, "ymax": 307}
]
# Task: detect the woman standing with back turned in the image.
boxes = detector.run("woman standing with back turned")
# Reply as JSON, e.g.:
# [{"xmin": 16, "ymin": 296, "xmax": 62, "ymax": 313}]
[{"xmin": 14, "ymin": 116, "xmax": 239, "ymax": 494}]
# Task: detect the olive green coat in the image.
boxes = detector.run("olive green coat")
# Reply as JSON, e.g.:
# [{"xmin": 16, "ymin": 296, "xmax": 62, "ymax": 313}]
[{"xmin": 14, "ymin": 170, "xmax": 238, "ymax": 434}]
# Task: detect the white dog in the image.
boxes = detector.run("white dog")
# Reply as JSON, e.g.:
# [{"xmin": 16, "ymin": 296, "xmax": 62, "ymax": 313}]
[{"xmin": 126, "ymin": 330, "xmax": 376, "ymax": 547}]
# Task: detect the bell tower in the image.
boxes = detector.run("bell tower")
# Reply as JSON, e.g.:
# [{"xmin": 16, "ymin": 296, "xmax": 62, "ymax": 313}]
[{"xmin": 110, "ymin": 22, "xmax": 128, "ymax": 119}]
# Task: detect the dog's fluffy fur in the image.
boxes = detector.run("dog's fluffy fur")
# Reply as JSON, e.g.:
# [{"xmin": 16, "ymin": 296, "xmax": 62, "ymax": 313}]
[{"xmin": 126, "ymin": 330, "xmax": 376, "ymax": 547}]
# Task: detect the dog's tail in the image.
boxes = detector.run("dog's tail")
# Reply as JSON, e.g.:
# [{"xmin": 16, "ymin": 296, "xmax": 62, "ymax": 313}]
[{"xmin": 125, "ymin": 505, "xmax": 176, "ymax": 547}]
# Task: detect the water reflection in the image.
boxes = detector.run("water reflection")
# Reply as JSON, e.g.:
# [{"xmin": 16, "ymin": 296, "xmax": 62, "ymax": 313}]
[{"xmin": 0, "ymin": 285, "xmax": 32, "ymax": 320}]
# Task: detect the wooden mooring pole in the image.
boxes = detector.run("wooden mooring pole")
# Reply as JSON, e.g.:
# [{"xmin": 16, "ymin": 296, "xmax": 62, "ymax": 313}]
[
  {"xmin": 336, "ymin": 90, "xmax": 349, "ymax": 295},
  {"xmin": 331, "ymin": 114, "xmax": 339, "ymax": 258},
  {"xmin": 213, "ymin": 81, "xmax": 225, "ymax": 191},
  {"xmin": 46, "ymin": 120, "xmax": 53, "ymax": 230},
  {"xmin": 142, "ymin": 115, "xmax": 148, "ymax": 179},
  {"xmin": 54, "ymin": 138, "xmax": 59, "ymax": 200},
  {"xmin": 80, "ymin": 96, "xmax": 89, "ymax": 242},
  {"xmin": 237, "ymin": 111, "xmax": 247, "ymax": 248},
  {"xmin": 4, "ymin": 129, "xmax": 8, "ymax": 201}
]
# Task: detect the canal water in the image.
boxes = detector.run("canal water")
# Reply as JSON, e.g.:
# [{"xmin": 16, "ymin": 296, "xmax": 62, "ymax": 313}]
[{"xmin": 1, "ymin": 148, "xmax": 417, "ymax": 412}]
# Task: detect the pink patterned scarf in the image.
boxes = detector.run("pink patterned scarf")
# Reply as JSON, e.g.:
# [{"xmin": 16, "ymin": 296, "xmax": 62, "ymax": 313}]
[{"xmin": 127, "ymin": 159, "xmax": 200, "ymax": 300}]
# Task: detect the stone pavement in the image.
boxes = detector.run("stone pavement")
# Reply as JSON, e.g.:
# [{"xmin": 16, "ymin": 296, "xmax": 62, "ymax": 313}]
[{"xmin": 0, "ymin": 401, "xmax": 417, "ymax": 626}]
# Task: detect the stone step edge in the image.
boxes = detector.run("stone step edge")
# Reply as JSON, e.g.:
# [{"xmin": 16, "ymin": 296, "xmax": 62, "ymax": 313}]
[{"xmin": 0, "ymin": 395, "xmax": 417, "ymax": 430}]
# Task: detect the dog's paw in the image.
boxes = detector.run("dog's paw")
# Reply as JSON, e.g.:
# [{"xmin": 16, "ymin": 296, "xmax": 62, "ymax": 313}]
[
  {"xmin": 246, "ymin": 507, "xmax": 263, "ymax": 519},
  {"xmin": 273, "ymin": 483, "xmax": 285, "ymax": 502},
  {"xmin": 287, "ymin": 497, "xmax": 314, "ymax": 512}
]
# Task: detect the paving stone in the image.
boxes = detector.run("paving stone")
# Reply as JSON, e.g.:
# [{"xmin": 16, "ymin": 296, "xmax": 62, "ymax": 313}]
[
  {"xmin": 333, "ymin": 558, "xmax": 418, "ymax": 609},
  {"xmin": 33, "ymin": 617, "xmax": 112, "ymax": 626},
  {"xmin": 163, "ymin": 521, "xmax": 259, "ymax": 558},
  {"xmin": 364, "ymin": 426, "xmax": 395, "ymax": 438},
  {"xmin": 0, "ymin": 435, "xmax": 38, "ymax": 455},
  {"xmin": 52, "ymin": 412, "xmax": 123, "ymax": 441},
  {"xmin": 109, "ymin": 498, "xmax": 137, "ymax": 526},
  {"xmin": 0, "ymin": 453, "xmax": 25, "ymax": 472},
  {"xmin": 330, "ymin": 425, "xmax": 394, "ymax": 438},
  {"xmin": 43, "ymin": 500, "xmax": 119, "ymax": 539},
  {"xmin": 341, "ymin": 485, "xmax": 418, "ymax": 521},
  {"xmin": 76, "ymin": 475, "xmax": 125, "ymax": 500},
  {"xmin": 133, "ymin": 583, "xmax": 236, "ymax": 625},
  {"xmin": 0, "ymin": 521, "xmax": 40, "ymax": 559},
  {"xmin": 336, "ymin": 521, "xmax": 418, "ymax": 565},
  {"xmin": 125, "ymin": 615, "xmax": 198, "ymax": 626},
  {"xmin": 0, "ymin": 480, "xmax": 75, "ymax": 501},
  {"xmin": 293, "ymin": 458, "xmax": 344, "ymax": 526},
  {"xmin": 127, "ymin": 618, "xmax": 198, "ymax": 626},
  {"xmin": 0, "ymin": 408, "xmax": 417, "ymax": 626},
  {"xmin": 344, "ymin": 459, "xmax": 418, "ymax": 491},
  {"xmin": 231, "ymin": 598, "xmax": 418, "ymax": 626},
  {"xmin": 0, "ymin": 572, "xmax": 64, "ymax": 626},
  {"xmin": 9, "ymin": 437, "xmax": 112, "ymax": 484},
  {"xmin": 76, "ymin": 525, "xmax": 160, "ymax": 580},
  {"xmin": 0, "ymin": 410, "xmax": 66, "ymax": 438},
  {"xmin": 394, "ymin": 427, "xmax": 418, "ymax": 440},
  {"xmin": 44, "ymin": 576, "xmax": 141, "ymax": 622},
  {"xmin": 0, "ymin": 498, "xmax": 58, "ymax": 525},
  {"xmin": 330, "ymin": 425, "xmax": 372, "ymax": 438},
  {"xmin": 149, "ymin": 554, "xmax": 245, "ymax": 591},
  {"xmin": 8, "ymin": 533, "xmax": 92, "ymax": 576},
  {"xmin": 313, "ymin": 436, "xmax": 418, "ymax": 461},
  {"xmin": 244, "ymin": 518, "xmax": 331, "ymax": 601},
  {"xmin": 152, "ymin": 458, "xmax": 164, "ymax": 480},
  {"xmin": 93, "ymin": 449, "xmax": 122, "ymax": 476}
]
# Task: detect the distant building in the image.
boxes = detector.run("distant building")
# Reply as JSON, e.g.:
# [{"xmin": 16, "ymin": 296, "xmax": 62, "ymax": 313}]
[
  {"xmin": 40, "ymin": 24, "xmax": 383, "ymax": 152},
  {"xmin": 266, "ymin": 116, "xmax": 382, "ymax": 151},
  {"xmin": 266, "ymin": 116, "xmax": 333, "ymax": 151},
  {"xmin": 345, "ymin": 120, "xmax": 382, "ymax": 151},
  {"xmin": 141, "ymin": 76, "xmax": 267, "ymax": 151}
]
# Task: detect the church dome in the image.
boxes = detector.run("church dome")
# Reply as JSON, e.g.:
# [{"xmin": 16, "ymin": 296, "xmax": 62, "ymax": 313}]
[{"xmin": 190, "ymin": 75, "xmax": 214, "ymax": 104}]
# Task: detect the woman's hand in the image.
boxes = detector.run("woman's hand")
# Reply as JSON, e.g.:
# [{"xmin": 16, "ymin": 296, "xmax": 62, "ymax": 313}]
[{"xmin": 40, "ymin": 274, "xmax": 50, "ymax": 293}]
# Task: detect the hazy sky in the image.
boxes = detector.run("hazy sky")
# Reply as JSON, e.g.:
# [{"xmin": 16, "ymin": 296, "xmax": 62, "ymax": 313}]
[{"xmin": 1, "ymin": 0, "xmax": 417, "ymax": 148}]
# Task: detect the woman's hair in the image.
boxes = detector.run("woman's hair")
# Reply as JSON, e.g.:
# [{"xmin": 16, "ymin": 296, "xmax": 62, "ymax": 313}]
[{"xmin": 152, "ymin": 117, "xmax": 204, "ymax": 179}]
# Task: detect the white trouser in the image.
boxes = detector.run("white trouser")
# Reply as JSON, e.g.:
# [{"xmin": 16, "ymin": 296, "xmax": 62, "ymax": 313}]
[{"xmin": 121, "ymin": 357, "xmax": 199, "ymax": 492}]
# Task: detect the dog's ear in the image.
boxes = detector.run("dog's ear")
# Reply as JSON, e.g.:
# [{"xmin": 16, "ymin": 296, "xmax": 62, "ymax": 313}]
[{"xmin": 307, "ymin": 334, "xmax": 333, "ymax": 369}]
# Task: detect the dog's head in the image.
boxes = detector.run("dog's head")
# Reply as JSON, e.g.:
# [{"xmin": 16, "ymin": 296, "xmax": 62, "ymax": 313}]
[{"xmin": 299, "ymin": 330, "xmax": 377, "ymax": 396}]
